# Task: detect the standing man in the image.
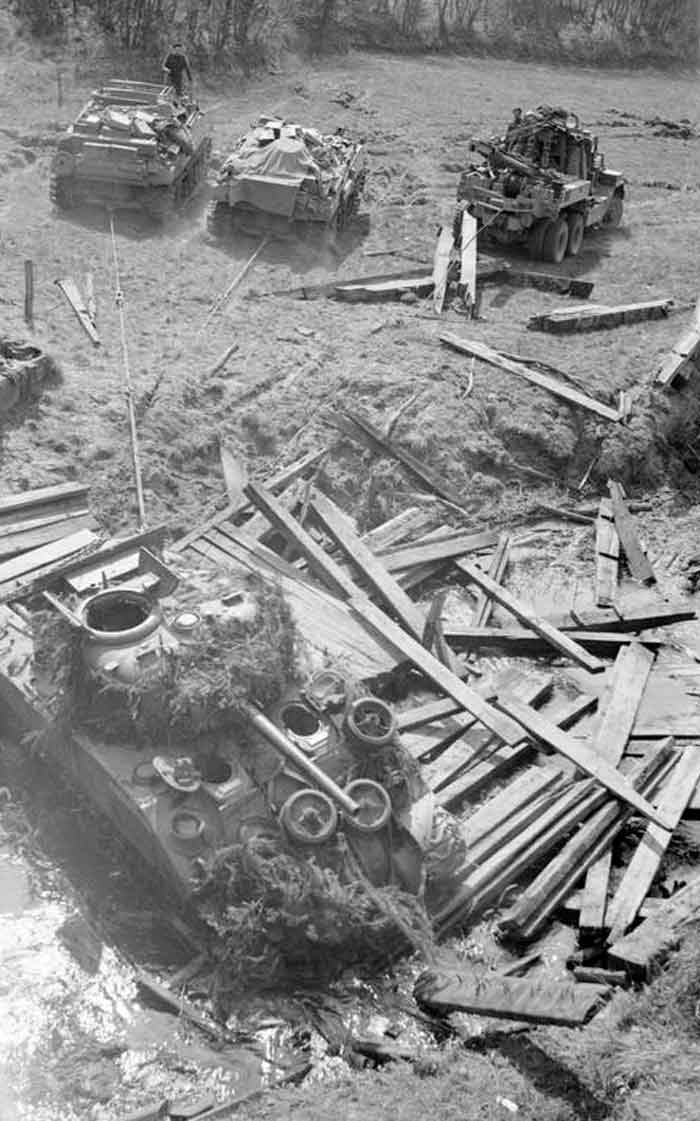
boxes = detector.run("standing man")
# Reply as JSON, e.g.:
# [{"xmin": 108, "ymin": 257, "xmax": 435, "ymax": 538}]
[{"xmin": 162, "ymin": 42, "xmax": 192, "ymax": 99}]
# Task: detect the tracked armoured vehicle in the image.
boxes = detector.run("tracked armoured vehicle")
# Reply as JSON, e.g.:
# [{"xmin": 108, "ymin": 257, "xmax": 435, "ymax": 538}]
[
  {"xmin": 50, "ymin": 79, "xmax": 211, "ymax": 219},
  {"xmin": 207, "ymin": 115, "xmax": 367, "ymax": 238},
  {"xmin": 456, "ymin": 105, "xmax": 625, "ymax": 263}
]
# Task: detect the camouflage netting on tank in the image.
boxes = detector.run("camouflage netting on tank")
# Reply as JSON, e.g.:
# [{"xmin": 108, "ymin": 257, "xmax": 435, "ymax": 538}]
[
  {"xmin": 205, "ymin": 830, "xmax": 436, "ymax": 999},
  {"xmin": 32, "ymin": 575, "xmax": 298, "ymax": 745}
]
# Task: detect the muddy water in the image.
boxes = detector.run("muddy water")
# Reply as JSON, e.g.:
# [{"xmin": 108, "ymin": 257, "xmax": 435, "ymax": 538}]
[{"xmin": 0, "ymin": 787, "xmax": 276, "ymax": 1121}]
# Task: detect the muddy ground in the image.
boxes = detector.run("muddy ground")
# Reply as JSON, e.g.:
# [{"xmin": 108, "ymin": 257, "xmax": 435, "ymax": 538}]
[{"xmin": 2, "ymin": 10, "xmax": 700, "ymax": 1121}]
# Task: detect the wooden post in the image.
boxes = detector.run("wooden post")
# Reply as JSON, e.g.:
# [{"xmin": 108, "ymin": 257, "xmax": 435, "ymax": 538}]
[{"xmin": 24, "ymin": 260, "xmax": 34, "ymax": 329}]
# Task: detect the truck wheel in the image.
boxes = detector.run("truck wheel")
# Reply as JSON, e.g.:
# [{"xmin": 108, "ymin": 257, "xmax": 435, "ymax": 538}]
[
  {"xmin": 566, "ymin": 212, "xmax": 584, "ymax": 257},
  {"xmin": 604, "ymin": 192, "xmax": 624, "ymax": 229},
  {"xmin": 527, "ymin": 221, "xmax": 547, "ymax": 260},
  {"xmin": 542, "ymin": 217, "xmax": 569, "ymax": 264}
]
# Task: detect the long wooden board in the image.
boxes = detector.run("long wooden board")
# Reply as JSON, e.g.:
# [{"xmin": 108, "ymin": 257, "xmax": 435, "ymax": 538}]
[
  {"xmin": 562, "ymin": 601, "xmax": 695, "ymax": 632},
  {"xmin": 595, "ymin": 497, "xmax": 619, "ymax": 607},
  {"xmin": 379, "ymin": 531, "xmax": 499, "ymax": 572},
  {"xmin": 0, "ymin": 528, "xmax": 99, "ymax": 587},
  {"xmin": 0, "ymin": 511, "xmax": 97, "ymax": 560},
  {"xmin": 497, "ymin": 697, "xmax": 672, "ymax": 829},
  {"xmin": 440, "ymin": 334, "xmax": 620, "ymax": 423},
  {"xmin": 459, "ymin": 210, "xmax": 477, "ymax": 314},
  {"xmin": 605, "ymin": 748, "xmax": 700, "ymax": 943},
  {"xmin": 608, "ymin": 480, "xmax": 656, "ymax": 585},
  {"xmin": 528, "ymin": 299, "xmax": 673, "ymax": 334},
  {"xmin": 456, "ymin": 558, "xmax": 605, "ymax": 674},
  {"xmin": 442, "ymin": 627, "xmax": 662, "ymax": 657},
  {"xmin": 343, "ymin": 410, "xmax": 469, "ymax": 513},
  {"xmin": 0, "ymin": 482, "xmax": 89, "ymax": 522},
  {"xmin": 472, "ymin": 534, "xmax": 510, "ymax": 627},
  {"xmin": 433, "ymin": 226, "xmax": 454, "ymax": 314},
  {"xmin": 55, "ymin": 276, "xmax": 101, "ymax": 346},
  {"xmin": 414, "ymin": 969, "xmax": 608, "ymax": 1027},
  {"xmin": 578, "ymin": 643, "xmax": 655, "ymax": 937},
  {"xmin": 309, "ymin": 492, "xmax": 425, "ymax": 638}
]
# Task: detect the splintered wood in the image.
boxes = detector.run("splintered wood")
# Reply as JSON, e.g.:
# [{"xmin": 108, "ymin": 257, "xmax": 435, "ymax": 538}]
[{"xmin": 595, "ymin": 497, "xmax": 619, "ymax": 607}]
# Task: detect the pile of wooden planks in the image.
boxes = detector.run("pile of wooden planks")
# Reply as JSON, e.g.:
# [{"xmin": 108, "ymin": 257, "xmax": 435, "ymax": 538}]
[{"xmin": 0, "ymin": 482, "xmax": 97, "ymax": 561}]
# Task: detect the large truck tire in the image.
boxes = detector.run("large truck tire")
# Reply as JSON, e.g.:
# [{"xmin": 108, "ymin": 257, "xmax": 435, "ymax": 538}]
[
  {"xmin": 542, "ymin": 216, "xmax": 569, "ymax": 264},
  {"xmin": 566, "ymin": 211, "xmax": 585, "ymax": 257}
]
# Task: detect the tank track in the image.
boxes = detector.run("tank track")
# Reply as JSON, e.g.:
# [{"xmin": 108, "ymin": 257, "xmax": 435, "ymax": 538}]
[
  {"xmin": 49, "ymin": 172, "xmax": 74, "ymax": 211},
  {"xmin": 206, "ymin": 200, "xmax": 231, "ymax": 238}
]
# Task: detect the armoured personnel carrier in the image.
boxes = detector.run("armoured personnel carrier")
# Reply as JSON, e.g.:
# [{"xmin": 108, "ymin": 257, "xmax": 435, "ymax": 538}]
[
  {"xmin": 50, "ymin": 79, "xmax": 211, "ymax": 218},
  {"xmin": 456, "ymin": 106, "xmax": 625, "ymax": 263},
  {"xmin": 207, "ymin": 115, "xmax": 367, "ymax": 237}
]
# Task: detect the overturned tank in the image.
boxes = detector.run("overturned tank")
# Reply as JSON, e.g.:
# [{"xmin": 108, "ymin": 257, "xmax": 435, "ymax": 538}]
[
  {"xmin": 3, "ymin": 572, "xmax": 461, "ymax": 984},
  {"xmin": 456, "ymin": 105, "xmax": 625, "ymax": 263},
  {"xmin": 207, "ymin": 115, "xmax": 367, "ymax": 237},
  {"xmin": 50, "ymin": 79, "xmax": 212, "ymax": 219}
]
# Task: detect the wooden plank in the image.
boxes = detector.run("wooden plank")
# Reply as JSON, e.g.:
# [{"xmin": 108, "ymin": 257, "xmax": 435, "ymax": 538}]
[
  {"xmin": 334, "ymin": 275, "xmax": 434, "ymax": 302},
  {"xmin": 440, "ymin": 334, "xmax": 621, "ymax": 423},
  {"xmin": 497, "ymin": 698, "xmax": 673, "ymax": 829},
  {"xmin": 471, "ymin": 533, "xmax": 510, "ymax": 628},
  {"xmin": 171, "ymin": 447, "xmax": 327, "ymax": 554},
  {"xmin": 413, "ymin": 969, "xmax": 608, "ymax": 1028},
  {"xmin": 380, "ymin": 531, "xmax": 499, "ymax": 572},
  {"xmin": 595, "ymin": 553, "xmax": 618, "ymax": 608},
  {"xmin": 423, "ymin": 675, "xmax": 550, "ymax": 793},
  {"xmin": 563, "ymin": 892, "xmax": 661, "ymax": 922},
  {"xmin": 608, "ymin": 480, "xmax": 656, "ymax": 585},
  {"xmin": 397, "ymin": 696, "xmax": 465, "ymax": 732},
  {"xmin": 608, "ymin": 870, "xmax": 700, "ymax": 978},
  {"xmin": 0, "ymin": 482, "xmax": 89, "ymax": 522},
  {"xmin": 436, "ymin": 689, "xmax": 596, "ymax": 810},
  {"xmin": 459, "ymin": 210, "xmax": 477, "ymax": 313},
  {"xmin": 564, "ymin": 600, "xmax": 695, "ymax": 632},
  {"xmin": 499, "ymin": 740, "xmax": 675, "ymax": 942},
  {"xmin": 605, "ymin": 748, "xmax": 700, "ymax": 943},
  {"xmin": 656, "ymin": 325, "xmax": 700, "ymax": 388},
  {"xmin": 343, "ymin": 409, "xmax": 470, "ymax": 513},
  {"xmin": 578, "ymin": 643, "xmax": 656, "ymax": 939},
  {"xmin": 595, "ymin": 496, "xmax": 619, "ymax": 607},
  {"xmin": 0, "ymin": 511, "xmax": 97, "ymax": 560},
  {"xmin": 55, "ymin": 276, "xmax": 101, "ymax": 346},
  {"xmin": 442, "ymin": 627, "xmax": 663, "ymax": 657},
  {"xmin": 309, "ymin": 492, "xmax": 425, "ymax": 638},
  {"xmin": 432, "ymin": 225, "xmax": 454, "ymax": 314},
  {"xmin": 529, "ymin": 299, "xmax": 673, "ymax": 334},
  {"xmin": 456, "ymin": 558, "xmax": 605, "ymax": 674},
  {"xmin": 362, "ymin": 507, "xmax": 434, "ymax": 552},
  {"xmin": 0, "ymin": 528, "xmax": 99, "ymax": 587},
  {"xmin": 460, "ymin": 766, "xmax": 563, "ymax": 848},
  {"xmin": 505, "ymin": 271, "xmax": 594, "ymax": 299}
]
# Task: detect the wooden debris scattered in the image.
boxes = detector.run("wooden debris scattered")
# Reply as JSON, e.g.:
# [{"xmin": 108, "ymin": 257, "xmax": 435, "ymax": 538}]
[
  {"xmin": 55, "ymin": 276, "xmax": 101, "ymax": 346},
  {"xmin": 608, "ymin": 480, "xmax": 656, "ymax": 585},
  {"xmin": 0, "ymin": 527, "xmax": 100, "ymax": 603},
  {"xmin": 605, "ymin": 748, "xmax": 700, "ymax": 944},
  {"xmin": 608, "ymin": 871, "xmax": 700, "ymax": 978},
  {"xmin": 440, "ymin": 334, "xmax": 621, "ymax": 423},
  {"xmin": 528, "ymin": 298, "xmax": 673, "ymax": 334},
  {"xmin": 471, "ymin": 533, "xmax": 510, "ymax": 628},
  {"xmin": 578, "ymin": 643, "xmax": 655, "ymax": 941},
  {"xmin": 656, "ymin": 299, "xmax": 700, "ymax": 387},
  {"xmin": 432, "ymin": 226, "xmax": 454, "ymax": 314},
  {"xmin": 595, "ymin": 497, "xmax": 619, "ymax": 607},
  {"xmin": 456, "ymin": 557, "xmax": 605, "ymax": 673},
  {"xmin": 414, "ymin": 967, "xmax": 609, "ymax": 1027}
]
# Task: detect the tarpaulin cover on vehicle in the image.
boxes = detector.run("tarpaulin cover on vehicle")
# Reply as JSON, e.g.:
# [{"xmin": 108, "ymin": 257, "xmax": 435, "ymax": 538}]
[{"xmin": 222, "ymin": 136, "xmax": 314, "ymax": 216}]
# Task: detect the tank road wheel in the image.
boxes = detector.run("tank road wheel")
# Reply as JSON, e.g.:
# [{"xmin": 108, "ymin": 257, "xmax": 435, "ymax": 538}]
[
  {"xmin": 603, "ymin": 191, "xmax": 624, "ymax": 229},
  {"xmin": 542, "ymin": 216, "xmax": 569, "ymax": 264},
  {"xmin": 280, "ymin": 788, "xmax": 338, "ymax": 846},
  {"xmin": 49, "ymin": 173, "xmax": 74, "ymax": 211},
  {"xmin": 527, "ymin": 220, "xmax": 547, "ymax": 260},
  {"xmin": 566, "ymin": 211, "xmax": 585, "ymax": 257}
]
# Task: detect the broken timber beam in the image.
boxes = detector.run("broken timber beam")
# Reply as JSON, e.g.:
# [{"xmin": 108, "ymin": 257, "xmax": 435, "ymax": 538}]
[
  {"xmin": 498, "ymin": 739, "xmax": 675, "ymax": 943},
  {"xmin": 608, "ymin": 871, "xmax": 700, "ymax": 978},
  {"xmin": 309, "ymin": 491, "xmax": 425, "ymax": 639},
  {"xmin": 413, "ymin": 968, "xmax": 609, "ymax": 1027},
  {"xmin": 379, "ymin": 530, "xmax": 499, "ymax": 572},
  {"xmin": 504, "ymin": 271, "xmax": 594, "ymax": 299},
  {"xmin": 605, "ymin": 747, "xmax": 700, "ymax": 944},
  {"xmin": 456, "ymin": 558, "xmax": 605, "ymax": 673},
  {"xmin": 342, "ymin": 409, "xmax": 471, "ymax": 514},
  {"xmin": 433, "ymin": 226, "xmax": 454, "ymax": 314},
  {"xmin": 496, "ymin": 698, "xmax": 673, "ymax": 829},
  {"xmin": 561, "ymin": 600, "xmax": 694, "ymax": 632},
  {"xmin": 55, "ymin": 277, "xmax": 101, "ymax": 346},
  {"xmin": 471, "ymin": 533, "xmax": 510, "ymax": 627},
  {"xmin": 243, "ymin": 482, "xmax": 523, "ymax": 745},
  {"xmin": 442, "ymin": 627, "xmax": 663, "ymax": 657},
  {"xmin": 334, "ymin": 275, "xmax": 434, "ymax": 302},
  {"xmin": 595, "ymin": 497, "xmax": 619, "ymax": 607},
  {"xmin": 528, "ymin": 299, "xmax": 673, "ymax": 334},
  {"xmin": 608, "ymin": 481, "xmax": 656, "ymax": 585},
  {"xmin": 578, "ymin": 642, "xmax": 656, "ymax": 941},
  {"xmin": 440, "ymin": 334, "xmax": 621, "ymax": 423}
]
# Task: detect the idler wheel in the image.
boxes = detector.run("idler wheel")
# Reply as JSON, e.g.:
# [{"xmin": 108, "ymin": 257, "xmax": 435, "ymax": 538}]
[
  {"xmin": 279, "ymin": 788, "xmax": 338, "ymax": 846},
  {"xmin": 345, "ymin": 697, "xmax": 397, "ymax": 753},
  {"xmin": 170, "ymin": 809, "xmax": 206, "ymax": 854},
  {"xmin": 344, "ymin": 779, "xmax": 392, "ymax": 833}
]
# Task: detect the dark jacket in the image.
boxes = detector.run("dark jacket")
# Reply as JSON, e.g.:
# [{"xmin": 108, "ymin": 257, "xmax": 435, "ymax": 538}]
[{"xmin": 163, "ymin": 49, "xmax": 192, "ymax": 82}]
